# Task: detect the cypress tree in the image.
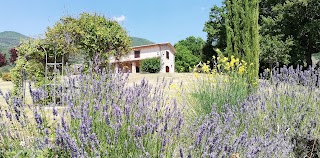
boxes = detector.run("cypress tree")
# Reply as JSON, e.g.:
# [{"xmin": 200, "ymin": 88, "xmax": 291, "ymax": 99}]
[{"xmin": 225, "ymin": 0, "xmax": 260, "ymax": 87}]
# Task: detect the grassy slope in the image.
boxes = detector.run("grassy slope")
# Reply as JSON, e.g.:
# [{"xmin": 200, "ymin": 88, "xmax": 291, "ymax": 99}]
[{"xmin": 0, "ymin": 31, "xmax": 28, "ymax": 56}]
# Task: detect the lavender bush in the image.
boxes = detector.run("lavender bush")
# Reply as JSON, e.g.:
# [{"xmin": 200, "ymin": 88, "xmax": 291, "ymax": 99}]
[
  {"xmin": 186, "ymin": 65, "xmax": 320, "ymax": 157},
  {"xmin": 1, "ymin": 63, "xmax": 320, "ymax": 157},
  {"xmin": 0, "ymin": 65, "xmax": 184, "ymax": 157}
]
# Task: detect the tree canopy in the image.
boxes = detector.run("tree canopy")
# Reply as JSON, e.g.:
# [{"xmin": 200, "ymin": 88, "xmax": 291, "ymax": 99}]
[
  {"xmin": 174, "ymin": 36, "xmax": 203, "ymax": 72},
  {"xmin": 45, "ymin": 12, "xmax": 131, "ymax": 65},
  {"xmin": 11, "ymin": 12, "xmax": 132, "ymax": 94},
  {"xmin": 174, "ymin": 44, "xmax": 200, "ymax": 73},
  {"xmin": 204, "ymin": 0, "xmax": 320, "ymax": 69}
]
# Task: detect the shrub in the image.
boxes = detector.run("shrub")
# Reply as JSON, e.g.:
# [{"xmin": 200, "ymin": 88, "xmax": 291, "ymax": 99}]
[
  {"xmin": 141, "ymin": 57, "xmax": 161, "ymax": 73},
  {"xmin": 2, "ymin": 57, "xmax": 320, "ymax": 157},
  {"xmin": 184, "ymin": 65, "xmax": 320, "ymax": 157},
  {"xmin": 0, "ymin": 65, "xmax": 183, "ymax": 157},
  {"xmin": 1, "ymin": 72, "xmax": 11, "ymax": 81},
  {"xmin": 0, "ymin": 52, "xmax": 7, "ymax": 67},
  {"xmin": 9, "ymin": 48, "xmax": 18, "ymax": 64},
  {"xmin": 191, "ymin": 55, "xmax": 250, "ymax": 115}
]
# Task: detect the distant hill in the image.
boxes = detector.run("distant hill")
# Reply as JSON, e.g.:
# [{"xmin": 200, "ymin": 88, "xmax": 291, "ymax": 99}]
[
  {"xmin": 0, "ymin": 31, "xmax": 154, "ymax": 54},
  {"xmin": 130, "ymin": 37, "xmax": 154, "ymax": 47},
  {"xmin": 0, "ymin": 31, "xmax": 28, "ymax": 54}
]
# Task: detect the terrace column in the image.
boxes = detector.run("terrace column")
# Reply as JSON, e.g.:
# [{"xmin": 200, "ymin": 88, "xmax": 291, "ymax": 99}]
[{"xmin": 132, "ymin": 62, "xmax": 136, "ymax": 73}]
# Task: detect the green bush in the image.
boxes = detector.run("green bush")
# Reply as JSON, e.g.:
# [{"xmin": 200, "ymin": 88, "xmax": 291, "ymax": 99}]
[
  {"xmin": 2, "ymin": 72, "xmax": 12, "ymax": 81},
  {"xmin": 141, "ymin": 57, "xmax": 161, "ymax": 73}
]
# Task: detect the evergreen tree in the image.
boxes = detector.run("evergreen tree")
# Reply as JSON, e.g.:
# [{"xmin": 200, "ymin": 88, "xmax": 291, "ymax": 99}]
[{"xmin": 225, "ymin": 0, "xmax": 260, "ymax": 86}]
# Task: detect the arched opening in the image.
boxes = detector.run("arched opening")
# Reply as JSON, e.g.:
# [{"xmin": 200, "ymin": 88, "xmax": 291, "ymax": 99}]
[{"xmin": 166, "ymin": 66, "xmax": 170, "ymax": 73}]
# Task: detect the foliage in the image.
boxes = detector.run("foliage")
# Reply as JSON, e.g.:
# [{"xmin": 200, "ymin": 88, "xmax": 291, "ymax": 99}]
[
  {"xmin": 259, "ymin": 0, "xmax": 320, "ymax": 67},
  {"xmin": 175, "ymin": 36, "xmax": 205, "ymax": 58},
  {"xmin": 174, "ymin": 44, "xmax": 200, "ymax": 73},
  {"xmin": 11, "ymin": 39, "xmax": 46, "ymax": 94},
  {"xmin": 187, "ymin": 65, "xmax": 320, "ymax": 157},
  {"xmin": 130, "ymin": 37, "xmax": 154, "ymax": 46},
  {"xmin": 191, "ymin": 55, "xmax": 250, "ymax": 115},
  {"xmin": 141, "ymin": 57, "xmax": 161, "ymax": 73},
  {"xmin": 1, "ymin": 72, "xmax": 12, "ymax": 81},
  {"xmin": 225, "ymin": 0, "xmax": 260, "ymax": 87},
  {"xmin": 2, "ymin": 63, "xmax": 320, "ymax": 157},
  {"xmin": 0, "ymin": 52, "xmax": 7, "ymax": 67},
  {"xmin": 205, "ymin": 0, "xmax": 320, "ymax": 70},
  {"xmin": 174, "ymin": 36, "xmax": 204, "ymax": 72},
  {"xmin": 46, "ymin": 12, "xmax": 131, "ymax": 66},
  {"xmin": 0, "ymin": 65, "xmax": 183, "ymax": 157},
  {"xmin": 9, "ymin": 48, "xmax": 18, "ymax": 64},
  {"xmin": 280, "ymin": 0, "xmax": 320, "ymax": 67},
  {"xmin": 11, "ymin": 12, "xmax": 132, "ymax": 94},
  {"xmin": 259, "ymin": 0, "xmax": 293, "ymax": 69},
  {"xmin": 203, "ymin": 5, "xmax": 227, "ymax": 62}
]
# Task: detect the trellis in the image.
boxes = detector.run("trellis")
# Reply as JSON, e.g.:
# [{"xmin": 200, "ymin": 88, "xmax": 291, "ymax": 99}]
[{"xmin": 44, "ymin": 45, "xmax": 64, "ymax": 106}]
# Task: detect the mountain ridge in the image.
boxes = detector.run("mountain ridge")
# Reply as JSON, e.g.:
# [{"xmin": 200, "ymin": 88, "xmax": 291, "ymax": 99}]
[
  {"xmin": 0, "ymin": 31, "xmax": 28, "ymax": 54},
  {"xmin": 0, "ymin": 31, "xmax": 155, "ymax": 53}
]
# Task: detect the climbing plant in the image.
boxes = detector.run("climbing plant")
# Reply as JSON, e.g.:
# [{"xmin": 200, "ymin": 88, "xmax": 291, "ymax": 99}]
[{"xmin": 11, "ymin": 39, "xmax": 46, "ymax": 95}]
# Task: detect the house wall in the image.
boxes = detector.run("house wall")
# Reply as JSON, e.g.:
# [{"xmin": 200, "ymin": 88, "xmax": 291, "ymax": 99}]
[
  {"xmin": 159, "ymin": 45, "xmax": 175, "ymax": 73},
  {"xmin": 109, "ymin": 44, "xmax": 175, "ymax": 73},
  {"xmin": 109, "ymin": 46, "xmax": 161, "ymax": 63}
]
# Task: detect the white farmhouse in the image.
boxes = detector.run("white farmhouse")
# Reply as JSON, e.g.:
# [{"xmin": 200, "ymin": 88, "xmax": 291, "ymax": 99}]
[{"xmin": 109, "ymin": 43, "xmax": 176, "ymax": 73}]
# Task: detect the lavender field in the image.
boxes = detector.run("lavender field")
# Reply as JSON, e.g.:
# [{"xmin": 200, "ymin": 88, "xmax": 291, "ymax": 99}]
[{"xmin": 0, "ymin": 65, "xmax": 320, "ymax": 158}]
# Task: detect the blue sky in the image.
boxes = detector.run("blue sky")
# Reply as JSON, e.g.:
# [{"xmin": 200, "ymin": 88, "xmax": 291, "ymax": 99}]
[{"xmin": 0, "ymin": 0, "xmax": 222, "ymax": 45}]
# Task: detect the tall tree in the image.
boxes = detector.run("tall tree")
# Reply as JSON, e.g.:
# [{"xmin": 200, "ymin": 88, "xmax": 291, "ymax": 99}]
[
  {"xmin": 259, "ymin": 0, "xmax": 320, "ymax": 67},
  {"xmin": 225, "ymin": 0, "xmax": 260, "ymax": 85},
  {"xmin": 174, "ymin": 44, "xmax": 200, "ymax": 72},
  {"xmin": 280, "ymin": 0, "xmax": 320, "ymax": 67},
  {"xmin": 259, "ymin": 3, "xmax": 294, "ymax": 69},
  {"xmin": 175, "ymin": 36, "xmax": 205, "ymax": 58},
  {"xmin": 46, "ymin": 13, "xmax": 132, "ymax": 66},
  {"xmin": 203, "ymin": 5, "xmax": 227, "ymax": 62},
  {"xmin": 12, "ymin": 12, "xmax": 132, "ymax": 94},
  {"xmin": 174, "ymin": 36, "xmax": 205, "ymax": 72}
]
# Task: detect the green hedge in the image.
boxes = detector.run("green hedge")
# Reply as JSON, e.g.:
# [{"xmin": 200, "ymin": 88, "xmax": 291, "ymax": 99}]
[{"xmin": 141, "ymin": 57, "xmax": 161, "ymax": 73}]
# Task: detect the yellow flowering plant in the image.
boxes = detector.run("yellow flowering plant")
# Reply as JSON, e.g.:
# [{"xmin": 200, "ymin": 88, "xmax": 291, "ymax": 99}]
[{"xmin": 190, "ymin": 49, "xmax": 252, "ymax": 115}]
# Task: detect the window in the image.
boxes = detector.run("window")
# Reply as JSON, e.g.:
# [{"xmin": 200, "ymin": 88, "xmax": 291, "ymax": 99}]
[
  {"xmin": 166, "ymin": 51, "xmax": 169, "ymax": 59},
  {"xmin": 134, "ymin": 50, "xmax": 140, "ymax": 58}
]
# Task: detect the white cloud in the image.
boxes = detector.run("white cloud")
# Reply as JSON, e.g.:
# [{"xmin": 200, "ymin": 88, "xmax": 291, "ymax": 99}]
[{"xmin": 112, "ymin": 15, "xmax": 126, "ymax": 23}]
